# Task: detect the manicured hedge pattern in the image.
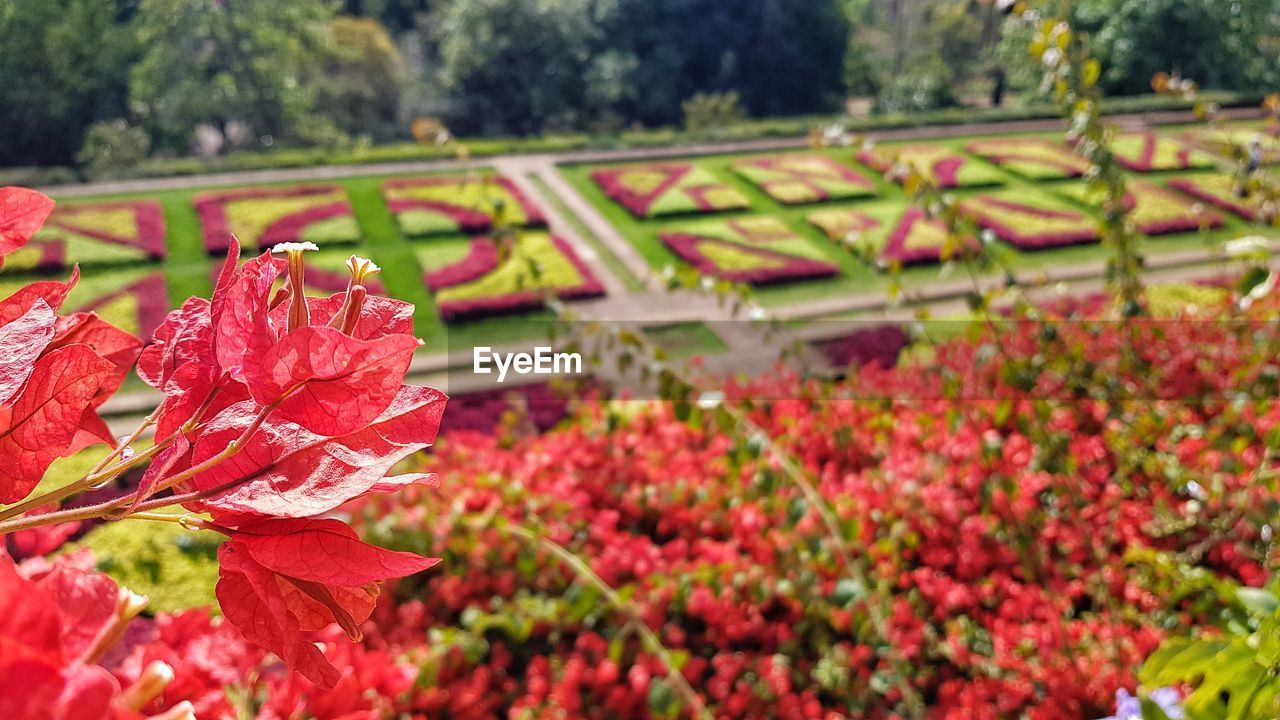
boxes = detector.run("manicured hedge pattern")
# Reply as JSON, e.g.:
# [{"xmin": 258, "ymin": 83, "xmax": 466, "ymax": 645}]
[
  {"xmin": 857, "ymin": 143, "xmax": 1005, "ymax": 188},
  {"xmin": 590, "ymin": 163, "xmax": 750, "ymax": 218},
  {"xmin": 730, "ymin": 154, "xmax": 877, "ymax": 205},
  {"xmin": 194, "ymin": 184, "xmax": 361, "ymax": 254},
  {"xmin": 1059, "ymin": 181, "xmax": 1224, "ymax": 236},
  {"xmin": 1182, "ymin": 126, "xmax": 1280, "ymax": 165},
  {"xmin": 3, "ymin": 200, "xmax": 166, "ymax": 271},
  {"xmin": 423, "ymin": 232, "xmax": 605, "ymax": 321},
  {"xmin": 965, "ymin": 138, "xmax": 1089, "ymax": 180},
  {"xmin": 383, "ymin": 174, "xmax": 547, "ymax": 238},
  {"xmin": 659, "ymin": 216, "xmax": 839, "ymax": 284},
  {"xmin": 961, "ymin": 190, "xmax": 1099, "ymax": 249},
  {"xmin": 808, "ymin": 205, "xmax": 973, "ymax": 267},
  {"xmin": 1109, "ymin": 133, "xmax": 1215, "ymax": 172},
  {"xmin": 1168, "ymin": 174, "xmax": 1276, "ymax": 223}
]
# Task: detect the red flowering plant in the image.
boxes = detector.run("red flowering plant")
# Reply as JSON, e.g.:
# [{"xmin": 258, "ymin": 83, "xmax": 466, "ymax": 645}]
[{"xmin": 0, "ymin": 187, "xmax": 447, "ymax": 707}]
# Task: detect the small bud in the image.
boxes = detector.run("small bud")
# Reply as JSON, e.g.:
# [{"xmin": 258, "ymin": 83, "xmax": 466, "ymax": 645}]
[{"xmin": 330, "ymin": 256, "xmax": 381, "ymax": 335}]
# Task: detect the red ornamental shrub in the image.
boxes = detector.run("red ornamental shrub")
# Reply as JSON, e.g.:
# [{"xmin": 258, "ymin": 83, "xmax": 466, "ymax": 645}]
[{"xmin": 0, "ymin": 187, "xmax": 447, "ymax": 699}]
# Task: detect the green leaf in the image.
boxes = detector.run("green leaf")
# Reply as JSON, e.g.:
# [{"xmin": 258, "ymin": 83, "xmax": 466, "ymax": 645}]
[{"xmin": 1236, "ymin": 587, "xmax": 1279, "ymax": 617}]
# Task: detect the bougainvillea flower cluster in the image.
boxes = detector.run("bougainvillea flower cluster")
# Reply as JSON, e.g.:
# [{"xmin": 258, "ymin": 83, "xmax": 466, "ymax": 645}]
[
  {"xmin": 383, "ymin": 174, "xmax": 547, "ymax": 237},
  {"xmin": 590, "ymin": 163, "xmax": 750, "ymax": 218},
  {"xmin": 0, "ymin": 186, "xmax": 448, "ymax": 693},
  {"xmin": 658, "ymin": 216, "xmax": 839, "ymax": 284},
  {"xmin": 194, "ymin": 185, "xmax": 362, "ymax": 254},
  {"xmin": 730, "ymin": 154, "xmax": 878, "ymax": 204}
]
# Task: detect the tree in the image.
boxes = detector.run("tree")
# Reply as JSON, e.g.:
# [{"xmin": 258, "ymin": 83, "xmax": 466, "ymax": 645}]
[
  {"xmin": 1092, "ymin": 0, "xmax": 1280, "ymax": 95},
  {"xmin": 434, "ymin": 0, "xmax": 612, "ymax": 135},
  {"xmin": 605, "ymin": 0, "xmax": 849, "ymax": 126},
  {"xmin": 310, "ymin": 16, "xmax": 405, "ymax": 141},
  {"xmin": 129, "ymin": 0, "xmax": 341, "ymax": 153},
  {"xmin": 0, "ymin": 0, "xmax": 139, "ymax": 167}
]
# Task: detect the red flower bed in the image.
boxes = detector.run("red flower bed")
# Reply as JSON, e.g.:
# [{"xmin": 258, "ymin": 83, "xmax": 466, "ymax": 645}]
[
  {"xmin": 4, "ymin": 200, "xmax": 167, "ymax": 271},
  {"xmin": 327, "ymin": 305, "xmax": 1280, "ymax": 719}
]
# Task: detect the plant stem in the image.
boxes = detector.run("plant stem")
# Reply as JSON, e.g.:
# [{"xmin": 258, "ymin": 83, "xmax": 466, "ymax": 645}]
[
  {"xmin": 486, "ymin": 517, "xmax": 715, "ymax": 720},
  {"xmin": 0, "ymin": 396, "xmax": 284, "ymax": 536}
]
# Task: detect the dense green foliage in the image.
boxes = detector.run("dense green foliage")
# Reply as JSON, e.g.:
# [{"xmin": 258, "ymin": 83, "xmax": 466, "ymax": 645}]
[
  {"xmin": 0, "ymin": 0, "xmax": 139, "ymax": 166},
  {"xmin": 0, "ymin": 0, "xmax": 1276, "ymax": 172}
]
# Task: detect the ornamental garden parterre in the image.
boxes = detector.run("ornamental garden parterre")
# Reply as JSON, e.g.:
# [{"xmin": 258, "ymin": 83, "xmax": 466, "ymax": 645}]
[{"xmin": 0, "ymin": 121, "xmax": 1273, "ymax": 339}]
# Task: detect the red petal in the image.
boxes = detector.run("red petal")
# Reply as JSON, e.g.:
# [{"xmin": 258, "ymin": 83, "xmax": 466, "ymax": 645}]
[
  {"xmin": 137, "ymin": 297, "xmax": 214, "ymax": 390},
  {"xmin": 215, "ymin": 542, "xmax": 342, "ymax": 688},
  {"xmin": 214, "ymin": 251, "xmax": 284, "ymax": 379},
  {"xmin": 243, "ymin": 326, "xmax": 419, "ymax": 437},
  {"xmin": 0, "ymin": 556, "xmax": 62, "ymax": 656},
  {"xmin": 0, "ymin": 266, "xmax": 79, "ymax": 326},
  {"xmin": 49, "ymin": 312, "xmax": 144, "ymax": 448},
  {"xmin": 0, "ymin": 300, "xmax": 58, "ymax": 407},
  {"xmin": 0, "ymin": 187, "xmax": 55, "ymax": 260},
  {"xmin": 0, "ymin": 345, "xmax": 114, "ymax": 503},
  {"xmin": 229, "ymin": 518, "xmax": 440, "ymax": 586},
  {"xmin": 280, "ymin": 293, "xmax": 416, "ymax": 340},
  {"xmin": 190, "ymin": 385, "xmax": 446, "ymax": 517}
]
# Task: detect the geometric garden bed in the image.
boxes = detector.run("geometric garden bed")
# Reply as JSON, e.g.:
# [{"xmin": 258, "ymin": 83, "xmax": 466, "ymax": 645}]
[
  {"xmin": 731, "ymin": 154, "xmax": 876, "ymax": 204},
  {"xmin": 5, "ymin": 199, "xmax": 167, "ymax": 271},
  {"xmin": 659, "ymin": 217, "xmax": 839, "ymax": 284},
  {"xmin": 960, "ymin": 190, "xmax": 1099, "ymax": 250},
  {"xmin": 591, "ymin": 163, "xmax": 750, "ymax": 218},
  {"xmin": 383, "ymin": 174, "xmax": 546, "ymax": 238},
  {"xmin": 422, "ymin": 232, "xmax": 605, "ymax": 321},
  {"xmin": 807, "ymin": 205, "xmax": 971, "ymax": 267},
  {"xmin": 194, "ymin": 184, "xmax": 361, "ymax": 254}
]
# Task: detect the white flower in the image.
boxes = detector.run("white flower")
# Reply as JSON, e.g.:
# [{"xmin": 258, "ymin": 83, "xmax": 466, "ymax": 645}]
[
  {"xmin": 271, "ymin": 241, "xmax": 320, "ymax": 254},
  {"xmin": 1223, "ymin": 235, "xmax": 1269, "ymax": 258}
]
